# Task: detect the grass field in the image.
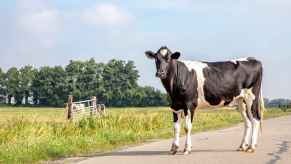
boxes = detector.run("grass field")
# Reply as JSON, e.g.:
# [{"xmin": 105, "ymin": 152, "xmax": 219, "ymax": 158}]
[{"xmin": 0, "ymin": 106, "xmax": 290, "ymax": 164}]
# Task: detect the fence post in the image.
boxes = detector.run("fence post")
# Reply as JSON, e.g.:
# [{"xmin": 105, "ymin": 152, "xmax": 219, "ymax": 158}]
[
  {"xmin": 91, "ymin": 96, "xmax": 97, "ymax": 116},
  {"xmin": 67, "ymin": 95, "xmax": 73, "ymax": 120},
  {"xmin": 101, "ymin": 104, "xmax": 106, "ymax": 115}
]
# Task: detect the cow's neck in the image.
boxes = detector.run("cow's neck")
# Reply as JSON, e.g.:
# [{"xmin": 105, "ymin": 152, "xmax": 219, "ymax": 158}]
[{"xmin": 161, "ymin": 60, "xmax": 178, "ymax": 94}]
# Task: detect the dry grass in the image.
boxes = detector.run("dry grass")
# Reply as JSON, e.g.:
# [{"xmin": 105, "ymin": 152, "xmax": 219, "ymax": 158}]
[{"xmin": 0, "ymin": 106, "xmax": 290, "ymax": 164}]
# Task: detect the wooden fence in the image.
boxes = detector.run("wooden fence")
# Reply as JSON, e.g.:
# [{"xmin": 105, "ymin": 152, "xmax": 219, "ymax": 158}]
[{"xmin": 65, "ymin": 95, "xmax": 106, "ymax": 120}]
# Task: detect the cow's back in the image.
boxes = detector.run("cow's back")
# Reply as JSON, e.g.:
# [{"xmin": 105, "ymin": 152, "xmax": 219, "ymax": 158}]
[{"xmin": 178, "ymin": 58, "xmax": 262, "ymax": 109}]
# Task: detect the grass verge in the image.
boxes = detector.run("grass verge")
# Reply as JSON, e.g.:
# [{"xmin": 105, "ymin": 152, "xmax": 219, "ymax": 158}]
[{"xmin": 0, "ymin": 107, "xmax": 290, "ymax": 164}]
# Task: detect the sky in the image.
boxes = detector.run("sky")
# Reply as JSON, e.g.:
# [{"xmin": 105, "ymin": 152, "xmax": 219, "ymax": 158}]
[{"xmin": 1, "ymin": 0, "xmax": 291, "ymax": 99}]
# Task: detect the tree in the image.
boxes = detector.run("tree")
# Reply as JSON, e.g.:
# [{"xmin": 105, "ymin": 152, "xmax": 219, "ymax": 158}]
[
  {"xmin": 65, "ymin": 60, "xmax": 85, "ymax": 100},
  {"xmin": 267, "ymin": 98, "xmax": 291, "ymax": 108},
  {"xmin": 139, "ymin": 86, "xmax": 168, "ymax": 106},
  {"xmin": 0, "ymin": 68, "xmax": 5, "ymax": 94},
  {"xmin": 263, "ymin": 98, "xmax": 269, "ymax": 107},
  {"xmin": 0, "ymin": 68, "xmax": 6, "ymax": 103},
  {"xmin": 102, "ymin": 60, "xmax": 140, "ymax": 106},
  {"xmin": 19, "ymin": 65, "xmax": 37, "ymax": 104},
  {"xmin": 1, "ymin": 59, "xmax": 169, "ymax": 107},
  {"xmin": 65, "ymin": 58, "xmax": 104, "ymax": 101},
  {"xmin": 32, "ymin": 66, "xmax": 68, "ymax": 106},
  {"xmin": 6, "ymin": 67, "xmax": 21, "ymax": 104},
  {"xmin": 79, "ymin": 58, "xmax": 103, "ymax": 99}
]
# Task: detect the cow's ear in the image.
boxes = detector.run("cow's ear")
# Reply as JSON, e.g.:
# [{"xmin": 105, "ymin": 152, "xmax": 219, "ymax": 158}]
[
  {"xmin": 145, "ymin": 51, "xmax": 156, "ymax": 59},
  {"xmin": 171, "ymin": 52, "xmax": 180, "ymax": 60}
]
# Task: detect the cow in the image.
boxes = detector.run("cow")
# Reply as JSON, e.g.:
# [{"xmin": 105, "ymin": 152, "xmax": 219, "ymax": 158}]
[{"xmin": 145, "ymin": 46, "xmax": 264, "ymax": 155}]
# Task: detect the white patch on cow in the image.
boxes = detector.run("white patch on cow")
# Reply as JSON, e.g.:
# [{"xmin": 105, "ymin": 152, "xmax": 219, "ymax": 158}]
[
  {"xmin": 231, "ymin": 88, "xmax": 255, "ymax": 105},
  {"xmin": 229, "ymin": 58, "xmax": 248, "ymax": 64},
  {"xmin": 234, "ymin": 88, "xmax": 259, "ymax": 150},
  {"xmin": 184, "ymin": 114, "xmax": 192, "ymax": 150},
  {"xmin": 160, "ymin": 48, "xmax": 168, "ymax": 57},
  {"xmin": 231, "ymin": 88, "xmax": 254, "ymax": 106},
  {"xmin": 238, "ymin": 99, "xmax": 252, "ymax": 149},
  {"xmin": 181, "ymin": 60, "xmax": 222, "ymax": 108},
  {"xmin": 241, "ymin": 88, "xmax": 260, "ymax": 150},
  {"xmin": 251, "ymin": 118, "xmax": 260, "ymax": 148},
  {"xmin": 173, "ymin": 121, "xmax": 180, "ymax": 146}
]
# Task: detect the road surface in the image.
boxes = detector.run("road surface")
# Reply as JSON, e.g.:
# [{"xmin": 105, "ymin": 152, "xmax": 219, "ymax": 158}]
[{"xmin": 75, "ymin": 115, "xmax": 291, "ymax": 164}]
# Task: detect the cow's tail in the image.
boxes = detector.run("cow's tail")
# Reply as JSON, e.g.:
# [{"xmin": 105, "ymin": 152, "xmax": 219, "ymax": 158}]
[{"xmin": 259, "ymin": 89, "xmax": 265, "ymax": 134}]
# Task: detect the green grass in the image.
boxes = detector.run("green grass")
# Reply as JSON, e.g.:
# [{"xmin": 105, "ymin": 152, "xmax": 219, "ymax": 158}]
[{"xmin": 0, "ymin": 106, "xmax": 290, "ymax": 164}]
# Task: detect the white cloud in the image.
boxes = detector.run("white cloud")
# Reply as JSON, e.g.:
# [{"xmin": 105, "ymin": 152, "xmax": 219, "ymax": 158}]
[
  {"xmin": 16, "ymin": 0, "xmax": 62, "ymax": 48},
  {"xmin": 81, "ymin": 3, "xmax": 132, "ymax": 26},
  {"xmin": 16, "ymin": 0, "xmax": 61, "ymax": 33},
  {"xmin": 17, "ymin": 10, "xmax": 60, "ymax": 34},
  {"xmin": 139, "ymin": 0, "xmax": 192, "ymax": 9}
]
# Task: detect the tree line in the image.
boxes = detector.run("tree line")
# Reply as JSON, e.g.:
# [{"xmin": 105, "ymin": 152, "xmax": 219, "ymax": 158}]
[
  {"xmin": 0, "ymin": 59, "xmax": 169, "ymax": 107},
  {"xmin": 264, "ymin": 98, "xmax": 291, "ymax": 108}
]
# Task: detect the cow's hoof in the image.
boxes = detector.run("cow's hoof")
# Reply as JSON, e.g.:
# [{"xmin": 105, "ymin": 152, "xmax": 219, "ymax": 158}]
[
  {"xmin": 170, "ymin": 150, "xmax": 178, "ymax": 155},
  {"xmin": 183, "ymin": 149, "xmax": 191, "ymax": 155},
  {"xmin": 169, "ymin": 144, "xmax": 179, "ymax": 155},
  {"xmin": 236, "ymin": 147, "xmax": 244, "ymax": 151},
  {"xmin": 237, "ymin": 144, "xmax": 248, "ymax": 152},
  {"xmin": 246, "ymin": 147, "xmax": 255, "ymax": 153},
  {"xmin": 237, "ymin": 146, "xmax": 247, "ymax": 152},
  {"xmin": 183, "ymin": 145, "xmax": 191, "ymax": 155}
]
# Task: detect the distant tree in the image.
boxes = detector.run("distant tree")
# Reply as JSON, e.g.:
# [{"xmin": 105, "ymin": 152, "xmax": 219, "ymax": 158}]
[
  {"xmin": 19, "ymin": 65, "xmax": 37, "ymax": 104},
  {"xmin": 65, "ymin": 58, "xmax": 104, "ymax": 101},
  {"xmin": 0, "ymin": 68, "xmax": 6, "ymax": 103},
  {"xmin": 66, "ymin": 60, "xmax": 86, "ymax": 100},
  {"xmin": 102, "ymin": 60, "xmax": 140, "ymax": 106},
  {"xmin": 6, "ymin": 67, "xmax": 21, "ymax": 104},
  {"xmin": 1, "ymin": 59, "xmax": 169, "ymax": 107},
  {"xmin": 139, "ymin": 86, "xmax": 168, "ymax": 106},
  {"xmin": 263, "ymin": 98, "xmax": 269, "ymax": 107},
  {"xmin": 0, "ymin": 68, "xmax": 5, "ymax": 95},
  {"xmin": 32, "ymin": 66, "xmax": 68, "ymax": 106},
  {"xmin": 268, "ymin": 98, "xmax": 291, "ymax": 108},
  {"xmin": 80, "ymin": 58, "xmax": 103, "ymax": 100}
]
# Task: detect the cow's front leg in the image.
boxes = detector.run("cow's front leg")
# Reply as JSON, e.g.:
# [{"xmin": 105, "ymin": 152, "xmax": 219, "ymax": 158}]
[
  {"xmin": 170, "ymin": 112, "xmax": 180, "ymax": 155},
  {"xmin": 183, "ymin": 110, "xmax": 192, "ymax": 155}
]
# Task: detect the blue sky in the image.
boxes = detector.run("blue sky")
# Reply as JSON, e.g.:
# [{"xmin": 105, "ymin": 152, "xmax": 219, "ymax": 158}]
[{"xmin": 1, "ymin": 0, "xmax": 291, "ymax": 99}]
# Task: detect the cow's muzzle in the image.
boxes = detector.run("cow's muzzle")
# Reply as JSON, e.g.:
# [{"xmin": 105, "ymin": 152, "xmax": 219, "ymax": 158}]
[{"xmin": 156, "ymin": 71, "xmax": 166, "ymax": 79}]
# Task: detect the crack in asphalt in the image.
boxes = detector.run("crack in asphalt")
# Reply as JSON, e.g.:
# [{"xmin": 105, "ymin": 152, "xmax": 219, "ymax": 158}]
[{"xmin": 267, "ymin": 140, "xmax": 290, "ymax": 164}]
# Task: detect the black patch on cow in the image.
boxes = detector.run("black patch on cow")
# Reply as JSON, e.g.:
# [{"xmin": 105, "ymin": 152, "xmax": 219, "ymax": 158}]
[
  {"xmin": 161, "ymin": 61, "xmax": 198, "ymax": 111},
  {"xmin": 202, "ymin": 61, "xmax": 241, "ymax": 106},
  {"xmin": 202, "ymin": 59, "xmax": 263, "ymax": 120}
]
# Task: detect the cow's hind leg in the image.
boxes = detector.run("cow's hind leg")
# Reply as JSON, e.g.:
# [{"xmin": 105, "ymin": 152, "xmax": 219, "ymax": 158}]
[
  {"xmin": 170, "ymin": 111, "xmax": 180, "ymax": 155},
  {"xmin": 237, "ymin": 98, "xmax": 252, "ymax": 152},
  {"xmin": 248, "ymin": 116, "xmax": 260, "ymax": 153},
  {"xmin": 247, "ymin": 89, "xmax": 262, "ymax": 153},
  {"xmin": 242, "ymin": 88, "xmax": 261, "ymax": 153}
]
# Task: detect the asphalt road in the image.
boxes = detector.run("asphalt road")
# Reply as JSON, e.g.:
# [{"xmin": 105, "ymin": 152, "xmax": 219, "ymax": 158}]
[{"xmin": 76, "ymin": 115, "xmax": 291, "ymax": 164}]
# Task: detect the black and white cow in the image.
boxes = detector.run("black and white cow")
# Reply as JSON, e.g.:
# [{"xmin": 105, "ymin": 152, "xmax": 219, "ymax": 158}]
[{"xmin": 145, "ymin": 46, "xmax": 264, "ymax": 155}]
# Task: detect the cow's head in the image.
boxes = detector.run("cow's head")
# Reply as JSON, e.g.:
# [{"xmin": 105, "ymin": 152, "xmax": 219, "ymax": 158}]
[{"xmin": 145, "ymin": 46, "xmax": 180, "ymax": 79}]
